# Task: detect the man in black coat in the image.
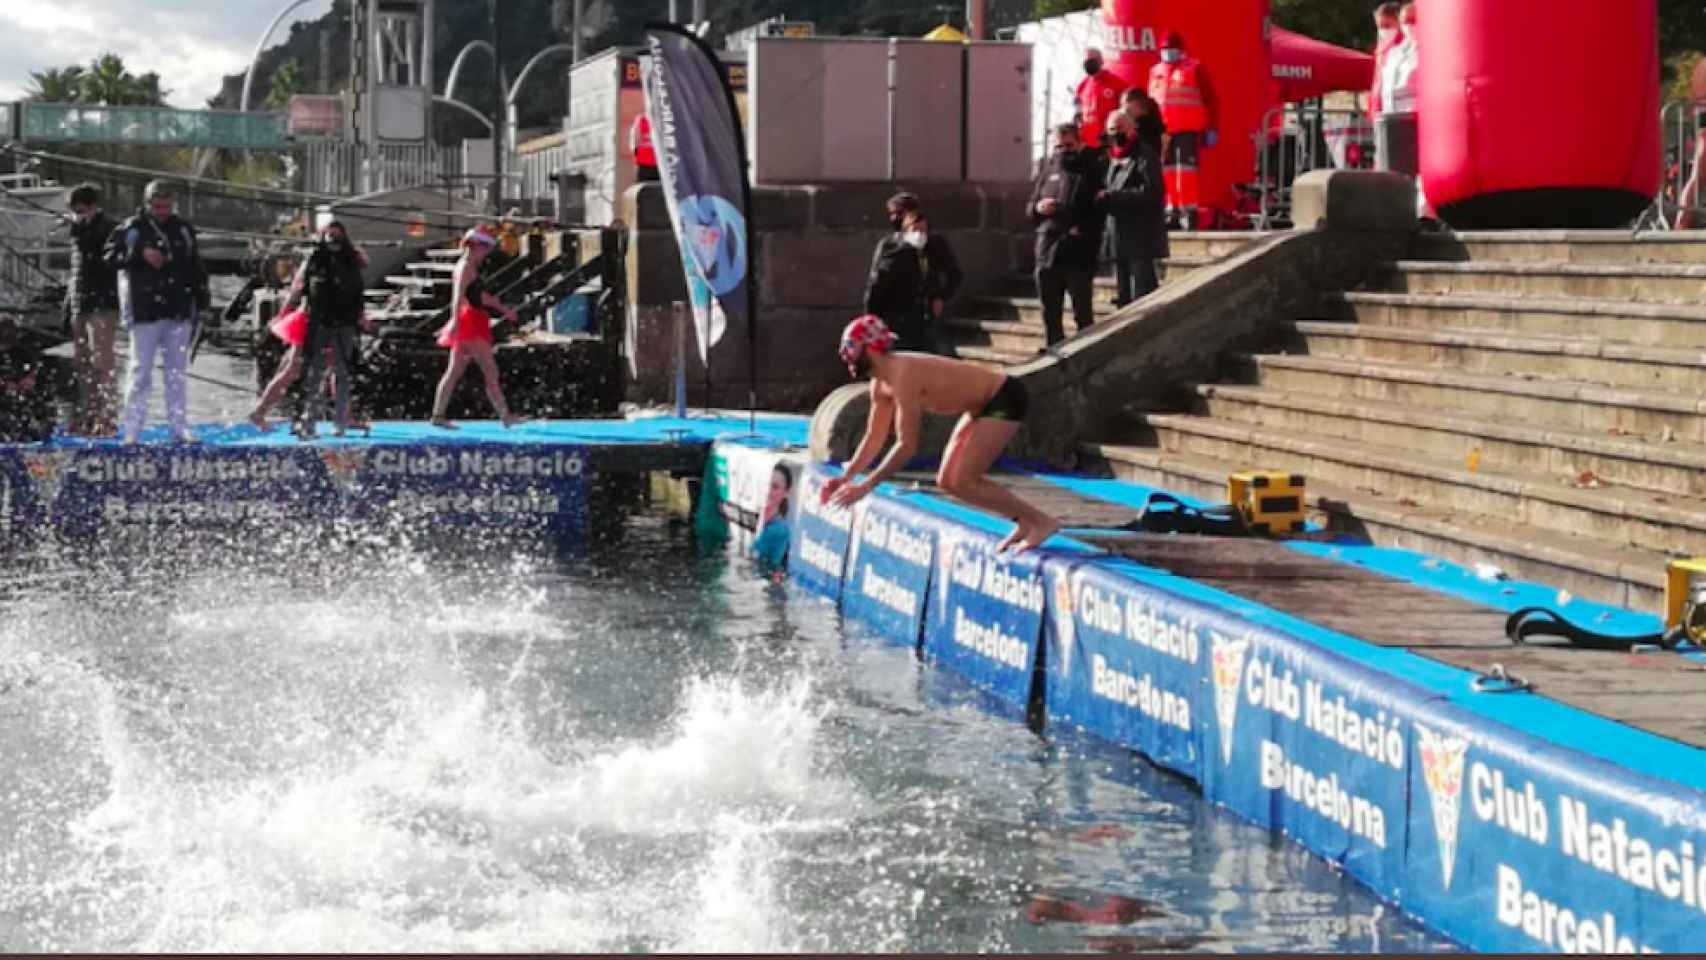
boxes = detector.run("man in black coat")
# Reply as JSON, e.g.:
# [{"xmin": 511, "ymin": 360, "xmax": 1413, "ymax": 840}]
[
  {"xmin": 862, "ymin": 192, "xmax": 963, "ymax": 354},
  {"xmin": 1030, "ymin": 123, "xmax": 1107, "ymax": 346},
  {"xmin": 1100, "ymin": 113, "xmax": 1170, "ymax": 307},
  {"xmin": 64, "ymin": 182, "xmax": 121, "ymax": 436}
]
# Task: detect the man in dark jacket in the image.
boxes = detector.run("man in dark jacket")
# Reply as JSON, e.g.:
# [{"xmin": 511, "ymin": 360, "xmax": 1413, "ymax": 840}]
[
  {"xmin": 0, "ymin": 314, "xmax": 52, "ymax": 443},
  {"xmin": 105, "ymin": 180, "xmax": 210, "ymax": 444},
  {"xmin": 1100, "ymin": 113, "xmax": 1170, "ymax": 307},
  {"xmin": 862, "ymin": 192, "xmax": 963, "ymax": 354},
  {"xmin": 64, "ymin": 183, "xmax": 120, "ymax": 436},
  {"xmin": 1030, "ymin": 123, "xmax": 1106, "ymax": 346},
  {"xmin": 294, "ymin": 221, "xmax": 369, "ymax": 438}
]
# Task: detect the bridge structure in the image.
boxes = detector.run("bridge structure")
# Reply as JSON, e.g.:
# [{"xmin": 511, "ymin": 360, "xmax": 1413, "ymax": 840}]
[{"xmin": 5, "ymin": 102, "xmax": 291, "ymax": 151}]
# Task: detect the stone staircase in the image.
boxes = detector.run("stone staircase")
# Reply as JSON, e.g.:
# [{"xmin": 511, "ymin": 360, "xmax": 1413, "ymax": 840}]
[
  {"xmin": 1080, "ymin": 229, "xmax": 1706, "ymax": 611},
  {"xmin": 944, "ymin": 233, "xmax": 1257, "ymax": 367}
]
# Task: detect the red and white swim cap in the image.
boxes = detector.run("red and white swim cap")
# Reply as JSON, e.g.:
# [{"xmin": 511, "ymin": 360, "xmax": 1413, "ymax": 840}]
[
  {"xmin": 839, "ymin": 314, "xmax": 897, "ymax": 366},
  {"xmin": 462, "ymin": 225, "xmax": 498, "ymax": 248}
]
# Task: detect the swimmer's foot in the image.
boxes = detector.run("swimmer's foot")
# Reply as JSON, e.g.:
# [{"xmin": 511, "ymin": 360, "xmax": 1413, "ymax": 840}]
[
  {"xmin": 500, "ymin": 413, "xmax": 525, "ymax": 429},
  {"xmin": 995, "ymin": 524, "xmax": 1025, "ymax": 553},
  {"xmin": 430, "ymin": 416, "xmax": 457, "ymax": 430},
  {"xmin": 247, "ymin": 411, "xmax": 269, "ymax": 430}
]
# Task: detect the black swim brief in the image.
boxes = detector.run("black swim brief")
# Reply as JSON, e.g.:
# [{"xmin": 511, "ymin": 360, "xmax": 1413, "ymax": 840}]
[{"xmin": 976, "ymin": 377, "xmax": 1029, "ymax": 422}]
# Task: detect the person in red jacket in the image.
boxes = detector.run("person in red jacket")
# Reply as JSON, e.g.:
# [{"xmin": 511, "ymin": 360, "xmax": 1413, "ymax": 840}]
[
  {"xmin": 631, "ymin": 114, "xmax": 659, "ymax": 183},
  {"xmin": 1075, "ymin": 46, "xmax": 1128, "ymax": 150},
  {"xmin": 1368, "ymin": 2, "xmax": 1403, "ymax": 116},
  {"xmin": 1147, "ymin": 31, "xmax": 1219, "ymax": 230}
]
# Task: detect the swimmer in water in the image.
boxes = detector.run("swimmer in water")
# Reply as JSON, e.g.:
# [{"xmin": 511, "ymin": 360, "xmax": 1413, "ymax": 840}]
[{"xmin": 820, "ymin": 314, "xmax": 1062, "ymax": 552}]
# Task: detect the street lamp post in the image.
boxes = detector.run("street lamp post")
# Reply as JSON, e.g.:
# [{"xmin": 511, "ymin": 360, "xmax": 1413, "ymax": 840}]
[
  {"xmin": 490, "ymin": 0, "xmax": 504, "ymax": 214},
  {"xmin": 241, "ymin": 0, "xmax": 323, "ymax": 113}
]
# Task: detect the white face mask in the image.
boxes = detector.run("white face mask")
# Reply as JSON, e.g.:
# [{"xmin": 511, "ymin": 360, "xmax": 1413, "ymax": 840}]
[
  {"xmin": 1160, "ymin": 48, "xmax": 1183, "ymax": 64},
  {"xmin": 902, "ymin": 230, "xmax": 926, "ymax": 249},
  {"xmin": 1378, "ymin": 27, "xmax": 1398, "ymax": 43}
]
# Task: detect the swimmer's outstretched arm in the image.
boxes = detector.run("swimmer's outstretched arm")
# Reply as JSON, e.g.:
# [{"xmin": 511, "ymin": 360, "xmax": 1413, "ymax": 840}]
[{"xmin": 830, "ymin": 386, "xmax": 920, "ymax": 508}]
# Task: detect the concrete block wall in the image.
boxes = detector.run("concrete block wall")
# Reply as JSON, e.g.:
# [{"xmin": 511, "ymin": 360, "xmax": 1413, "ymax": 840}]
[{"xmin": 622, "ymin": 180, "xmax": 1036, "ymax": 412}]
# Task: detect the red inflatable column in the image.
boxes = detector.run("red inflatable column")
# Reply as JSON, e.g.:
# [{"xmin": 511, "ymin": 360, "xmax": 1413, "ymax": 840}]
[
  {"xmin": 1419, "ymin": 0, "xmax": 1660, "ymax": 229},
  {"xmin": 1148, "ymin": 0, "xmax": 1272, "ymax": 227},
  {"xmin": 1099, "ymin": 0, "xmax": 1163, "ymax": 91}
]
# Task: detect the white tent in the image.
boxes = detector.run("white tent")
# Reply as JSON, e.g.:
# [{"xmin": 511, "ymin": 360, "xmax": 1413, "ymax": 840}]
[{"xmin": 1014, "ymin": 10, "xmax": 1106, "ymax": 164}]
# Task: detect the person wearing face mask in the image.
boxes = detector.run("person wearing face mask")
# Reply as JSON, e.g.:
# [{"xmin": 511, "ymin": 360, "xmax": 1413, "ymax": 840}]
[
  {"xmin": 1075, "ymin": 46, "xmax": 1128, "ymax": 150},
  {"xmin": 105, "ymin": 179, "xmax": 209, "ymax": 445},
  {"xmin": 1368, "ymin": 3, "xmax": 1403, "ymax": 119},
  {"xmin": 63, "ymin": 183, "xmax": 120, "ymax": 437},
  {"xmin": 1147, "ymin": 31, "xmax": 1219, "ymax": 230},
  {"xmin": 1030, "ymin": 123, "xmax": 1107, "ymax": 346},
  {"xmin": 1120, "ymin": 88, "xmax": 1167, "ymax": 157},
  {"xmin": 1377, "ymin": 4, "xmax": 1426, "ymax": 213},
  {"xmin": 1099, "ymin": 113, "xmax": 1168, "ymax": 308},
  {"xmin": 861, "ymin": 192, "xmax": 963, "ymax": 355},
  {"xmin": 293, "ymin": 222, "xmax": 371, "ymax": 439}
]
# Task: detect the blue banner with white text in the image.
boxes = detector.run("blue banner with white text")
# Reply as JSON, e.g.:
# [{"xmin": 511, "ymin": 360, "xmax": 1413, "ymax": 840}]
[
  {"xmin": 841, "ymin": 493, "xmax": 938, "ymax": 647},
  {"xmin": 921, "ymin": 524, "xmax": 1047, "ymax": 708}
]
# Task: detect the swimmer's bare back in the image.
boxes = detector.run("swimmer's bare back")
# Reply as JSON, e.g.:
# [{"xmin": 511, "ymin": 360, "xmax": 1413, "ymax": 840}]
[{"xmin": 870, "ymin": 351, "xmax": 1008, "ymax": 418}]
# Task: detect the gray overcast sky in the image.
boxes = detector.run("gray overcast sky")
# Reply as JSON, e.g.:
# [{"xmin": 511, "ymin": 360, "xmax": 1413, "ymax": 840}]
[{"xmin": 0, "ymin": 0, "xmax": 329, "ymax": 108}]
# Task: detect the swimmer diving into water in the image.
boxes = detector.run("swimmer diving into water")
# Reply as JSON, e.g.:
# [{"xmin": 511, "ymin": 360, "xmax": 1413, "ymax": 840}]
[{"xmin": 820, "ymin": 314, "xmax": 1062, "ymax": 552}]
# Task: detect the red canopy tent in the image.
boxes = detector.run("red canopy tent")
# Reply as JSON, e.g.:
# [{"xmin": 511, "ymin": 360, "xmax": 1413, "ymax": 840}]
[{"xmin": 1271, "ymin": 26, "xmax": 1376, "ymax": 101}]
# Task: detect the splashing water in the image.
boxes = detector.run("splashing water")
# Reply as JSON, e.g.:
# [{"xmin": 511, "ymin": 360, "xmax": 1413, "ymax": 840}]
[{"xmin": 0, "ymin": 515, "xmax": 1454, "ymax": 952}]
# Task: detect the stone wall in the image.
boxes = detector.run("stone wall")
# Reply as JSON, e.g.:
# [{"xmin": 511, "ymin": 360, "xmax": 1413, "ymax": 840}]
[{"xmin": 622, "ymin": 180, "xmax": 1036, "ymax": 412}]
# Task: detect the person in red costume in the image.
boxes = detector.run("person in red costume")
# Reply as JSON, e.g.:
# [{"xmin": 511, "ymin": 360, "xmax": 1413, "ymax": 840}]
[
  {"xmin": 1147, "ymin": 31, "xmax": 1219, "ymax": 230},
  {"xmin": 1368, "ymin": 2, "xmax": 1403, "ymax": 116},
  {"xmin": 1075, "ymin": 45, "xmax": 1128, "ymax": 150},
  {"xmin": 631, "ymin": 114, "xmax": 659, "ymax": 183}
]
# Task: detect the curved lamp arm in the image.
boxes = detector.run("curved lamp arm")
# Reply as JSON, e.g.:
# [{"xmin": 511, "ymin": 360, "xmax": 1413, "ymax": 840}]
[{"xmin": 241, "ymin": 0, "xmax": 322, "ymax": 113}]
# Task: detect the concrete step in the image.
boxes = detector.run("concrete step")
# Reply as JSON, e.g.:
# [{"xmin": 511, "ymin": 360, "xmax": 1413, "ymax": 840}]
[
  {"xmin": 967, "ymin": 295, "xmax": 1117, "ymax": 328},
  {"xmin": 1283, "ymin": 320, "xmax": 1706, "ymax": 392},
  {"xmin": 1376, "ymin": 259, "xmax": 1706, "ymax": 305},
  {"xmin": 1241, "ymin": 352, "xmax": 1706, "ymax": 445},
  {"xmin": 949, "ymin": 343, "xmax": 1034, "ymax": 369},
  {"xmin": 385, "ymin": 274, "xmax": 451, "ymax": 289},
  {"xmin": 424, "ymin": 248, "xmax": 463, "ymax": 261},
  {"xmin": 942, "ymin": 316, "xmax": 1048, "ymax": 354},
  {"xmin": 406, "ymin": 261, "xmax": 459, "ymax": 275},
  {"xmin": 1327, "ymin": 291, "xmax": 1706, "ymax": 350},
  {"xmin": 1142, "ymin": 412, "xmax": 1706, "ymax": 556},
  {"xmin": 1162, "ymin": 231, "xmax": 1264, "ymax": 261},
  {"xmin": 1411, "ymin": 230, "xmax": 1706, "ymax": 266},
  {"xmin": 1196, "ymin": 382, "xmax": 1706, "ymax": 499},
  {"xmin": 1078, "ymin": 442, "xmax": 1668, "ymax": 611}
]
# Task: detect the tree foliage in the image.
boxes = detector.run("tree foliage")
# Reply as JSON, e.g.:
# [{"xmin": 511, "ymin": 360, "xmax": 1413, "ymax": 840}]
[
  {"xmin": 25, "ymin": 54, "xmax": 169, "ymax": 106},
  {"xmin": 264, "ymin": 59, "xmax": 306, "ymax": 110}
]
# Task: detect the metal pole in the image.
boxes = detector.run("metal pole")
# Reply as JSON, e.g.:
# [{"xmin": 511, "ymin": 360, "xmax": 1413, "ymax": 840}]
[
  {"xmin": 966, "ymin": 0, "xmax": 987, "ymax": 41},
  {"xmin": 490, "ymin": 0, "xmax": 504, "ymax": 214},
  {"xmin": 887, "ymin": 39, "xmax": 899, "ymax": 181},
  {"xmin": 692, "ymin": 0, "xmax": 706, "ymax": 26},
  {"xmin": 571, "ymin": 0, "xmax": 584, "ymax": 63},
  {"xmin": 241, "ymin": 0, "xmax": 320, "ymax": 113},
  {"xmin": 673, "ymin": 300, "xmax": 688, "ymax": 419},
  {"xmin": 668, "ymin": 0, "xmax": 679, "ymax": 23}
]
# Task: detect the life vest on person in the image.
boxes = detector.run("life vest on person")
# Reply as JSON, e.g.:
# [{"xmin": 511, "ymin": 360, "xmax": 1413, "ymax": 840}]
[
  {"xmin": 1075, "ymin": 70, "xmax": 1128, "ymax": 148},
  {"xmin": 1148, "ymin": 58, "xmax": 1210, "ymax": 133},
  {"xmin": 631, "ymin": 115, "xmax": 657, "ymax": 169}
]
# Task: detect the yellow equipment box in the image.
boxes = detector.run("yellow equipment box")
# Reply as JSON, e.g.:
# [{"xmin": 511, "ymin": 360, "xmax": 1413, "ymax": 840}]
[
  {"xmin": 1227, "ymin": 470, "xmax": 1307, "ymax": 536},
  {"xmin": 1664, "ymin": 558, "xmax": 1706, "ymax": 642}
]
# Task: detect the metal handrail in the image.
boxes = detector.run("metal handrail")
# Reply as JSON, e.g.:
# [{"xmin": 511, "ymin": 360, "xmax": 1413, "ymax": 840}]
[
  {"xmin": 1646, "ymin": 100, "xmax": 1705, "ymax": 232},
  {"xmin": 1255, "ymin": 104, "xmax": 1375, "ymax": 231}
]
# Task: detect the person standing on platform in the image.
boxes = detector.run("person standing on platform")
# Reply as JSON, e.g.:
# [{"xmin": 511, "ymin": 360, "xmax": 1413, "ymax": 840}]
[
  {"xmin": 64, "ymin": 183, "xmax": 120, "ymax": 437},
  {"xmin": 1368, "ymin": 2, "xmax": 1403, "ymax": 120},
  {"xmin": 0, "ymin": 314, "xmax": 53, "ymax": 443},
  {"xmin": 823, "ymin": 314, "xmax": 1060, "ymax": 553},
  {"xmin": 430, "ymin": 226, "xmax": 522, "ymax": 430},
  {"xmin": 1376, "ymin": 4, "xmax": 1426, "ymax": 216},
  {"xmin": 1099, "ymin": 113, "xmax": 1169, "ymax": 308},
  {"xmin": 1120, "ymin": 88, "xmax": 1167, "ymax": 157},
  {"xmin": 632, "ymin": 114, "xmax": 660, "ymax": 184},
  {"xmin": 862, "ymin": 192, "xmax": 963, "ymax": 355},
  {"xmin": 1148, "ymin": 31, "xmax": 1219, "ymax": 231},
  {"xmin": 294, "ymin": 222, "xmax": 370, "ymax": 439},
  {"xmin": 106, "ymin": 180, "xmax": 208, "ymax": 445},
  {"xmin": 1075, "ymin": 46, "xmax": 1128, "ymax": 150},
  {"xmin": 1030, "ymin": 123, "xmax": 1106, "ymax": 347}
]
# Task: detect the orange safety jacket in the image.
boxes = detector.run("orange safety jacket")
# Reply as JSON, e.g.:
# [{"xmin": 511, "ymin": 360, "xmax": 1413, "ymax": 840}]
[{"xmin": 1148, "ymin": 57, "xmax": 1212, "ymax": 134}]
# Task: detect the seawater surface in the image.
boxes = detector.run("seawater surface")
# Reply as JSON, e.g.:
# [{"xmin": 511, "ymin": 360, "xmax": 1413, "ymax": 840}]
[{"xmin": 0, "ymin": 512, "xmax": 1457, "ymax": 952}]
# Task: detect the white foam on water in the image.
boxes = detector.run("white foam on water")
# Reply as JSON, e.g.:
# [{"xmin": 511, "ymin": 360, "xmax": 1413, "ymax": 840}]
[{"xmin": 0, "ymin": 560, "xmax": 857, "ymax": 953}]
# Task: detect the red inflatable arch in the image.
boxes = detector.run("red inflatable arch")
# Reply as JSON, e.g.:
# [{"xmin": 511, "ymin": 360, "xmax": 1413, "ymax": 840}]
[
  {"xmin": 1419, "ymin": 0, "xmax": 1661, "ymax": 229},
  {"xmin": 1102, "ymin": 0, "xmax": 1272, "ymax": 226}
]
